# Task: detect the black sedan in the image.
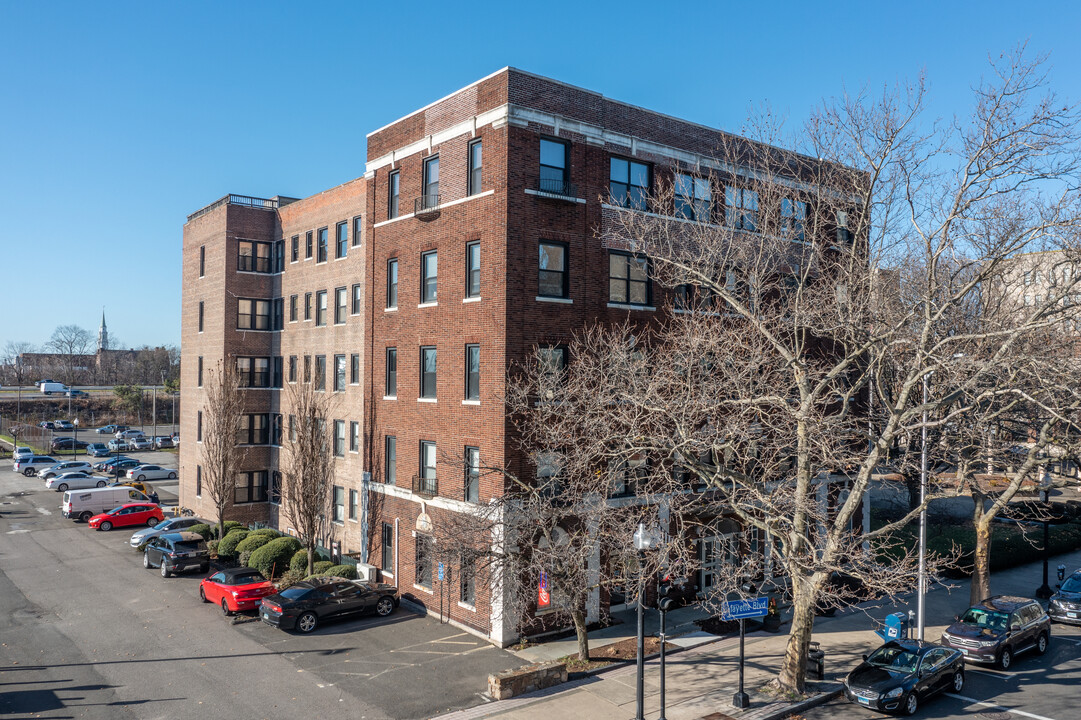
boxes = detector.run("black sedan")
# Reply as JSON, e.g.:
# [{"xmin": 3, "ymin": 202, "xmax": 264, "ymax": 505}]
[
  {"xmin": 51, "ymin": 437, "xmax": 89, "ymax": 451},
  {"xmin": 259, "ymin": 577, "xmax": 399, "ymax": 633},
  {"xmin": 843, "ymin": 640, "xmax": 964, "ymax": 715}
]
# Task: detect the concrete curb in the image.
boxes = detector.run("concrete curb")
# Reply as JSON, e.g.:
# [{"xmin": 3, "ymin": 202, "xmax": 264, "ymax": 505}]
[{"xmin": 754, "ymin": 685, "xmax": 842, "ymax": 720}]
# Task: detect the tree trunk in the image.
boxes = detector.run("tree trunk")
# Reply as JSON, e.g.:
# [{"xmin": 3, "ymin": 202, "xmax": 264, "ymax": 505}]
[
  {"xmin": 217, "ymin": 519, "xmax": 224, "ymax": 545},
  {"xmin": 572, "ymin": 607, "xmax": 590, "ymax": 662},
  {"xmin": 777, "ymin": 582, "xmax": 815, "ymax": 694},
  {"xmin": 970, "ymin": 499, "xmax": 992, "ymax": 606},
  {"xmin": 307, "ymin": 540, "xmax": 315, "ymax": 576}
]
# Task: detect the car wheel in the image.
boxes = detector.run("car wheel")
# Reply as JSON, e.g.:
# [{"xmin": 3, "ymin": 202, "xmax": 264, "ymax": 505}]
[
  {"xmin": 137, "ymin": 475, "xmax": 146, "ymax": 481},
  {"xmin": 24, "ymin": 468, "xmax": 35, "ymax": 476},
  {"xmin": 100, "ymin": 521, "xmax": 112, "ymax": 532},
  {"xmin": 161, "ymin": 563, "xmax": 170, "ymax": 578},
  {"xmin": 221, "ymin": 598, "xmax": 233, "ymax": 616},
  {"xmin": 200, "ymin": 587, "xmax": 208, "ymax": 603},
  {"xmin": 57, "ymin": 484, "xmax": 68, "ymax": 492},
  {"xmin": 95, "ymin": 481, "xmax": 106, "ymax": 488},
  {"xmin": 143, "ymin": 552, "xmax": 151, "ymax": 569},
  {"xmin": 146, "ymin": 517, "xmax": 158, "ymax": 527},
  {"xmin": 168, "ymin": 472, "xmax": 176, "ymax": 479},
  {"xmin": 904, "ymin": 692, "xmax": 918, "ymax": 716},
  {"xmin": 952, "ymin": 668, "xmax": 964, "ymax": 692},
  {"xmin": 296, "ymin": 612, "xmax": 318, "ymax": 633},
  {"xmin": 376, "ymin": 597, "xmax": 394, "ymax": 617},
  {"xmin": 1037, "ymin": 632, "xmax": 1049, "ymax": 655},
  {"xmin": 79, "ymin": 511, "xmax": 92, "ymax": 522},
  {"xmin": 998, "ymin": 647, "xmax": 1012, "ymax": 670}
]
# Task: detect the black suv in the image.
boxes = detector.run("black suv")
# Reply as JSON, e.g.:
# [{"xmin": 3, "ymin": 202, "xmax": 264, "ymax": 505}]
[
  {"xmin": 1050, "ymin": 568, "xmax": 1081, "ymax": 624},
  {"xmin": 142, "ymin": 532, "xmax": 210, "ymax": 577},
  {"xmin": 940, "ymin": 595, "xmax": 1050, "ymax": 669}
]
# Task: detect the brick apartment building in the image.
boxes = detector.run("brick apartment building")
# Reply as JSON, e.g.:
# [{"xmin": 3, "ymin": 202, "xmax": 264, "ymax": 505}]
[{"xmin": 181, "ymin": 67, "xmax": 849, "ymax": 646}]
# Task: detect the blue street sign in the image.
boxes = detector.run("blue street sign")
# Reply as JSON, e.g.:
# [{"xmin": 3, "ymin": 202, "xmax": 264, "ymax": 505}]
[
  {"xmin": 721, "ymin": 597, "xmax": 769, "ymax": 621},
  {"xmin": 438, "ymin": 562, "xmax": 445, "ymax": 581}
]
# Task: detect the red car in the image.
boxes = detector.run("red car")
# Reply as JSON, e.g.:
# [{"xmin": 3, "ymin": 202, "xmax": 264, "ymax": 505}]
[
  {"xmin": 200, "ymin": 567, "xmax": 276, "ymax": 615},
  {"xmin": 88, "ymin": 503, "xmax": 164, "ymax": 531}
]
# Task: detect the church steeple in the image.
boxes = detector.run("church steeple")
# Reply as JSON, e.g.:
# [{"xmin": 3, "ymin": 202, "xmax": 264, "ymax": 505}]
[{"xmin": 98, "ymin": 309, "xmax": 109, "ymax": 352}]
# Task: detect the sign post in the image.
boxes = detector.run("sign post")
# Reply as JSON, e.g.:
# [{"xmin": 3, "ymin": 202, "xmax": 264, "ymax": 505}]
[
  {"xmin": 73, "ymin": 417, "xmax": 79, "ymax": 459},
  {"xmin": 537, "ymin": 571, "xmax": 550, "ymax": 609},
  {"xmin": 722, "ymin": 597, "xmax": 768, "ymax": 709}
]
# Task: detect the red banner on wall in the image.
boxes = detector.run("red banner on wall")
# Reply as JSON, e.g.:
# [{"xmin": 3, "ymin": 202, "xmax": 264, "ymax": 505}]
[{"xmin": 537, "ymin": 571, "xmax": 550, "ymax": 609}]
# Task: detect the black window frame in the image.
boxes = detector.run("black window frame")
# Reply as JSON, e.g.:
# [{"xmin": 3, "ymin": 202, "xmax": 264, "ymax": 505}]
[
  {"xmin": 781, "ymin": 198, "xmax": 807, "ymax": 242},
  {"xmin": 196, "ymin": 465, "xmax": 202, "ymax": 496},
  {"xmin": 197, "ymin": 410, "xmax": 202, "ymax": 441},
  {"xmin": 420, "ymin": 346, "xmax": 437, "ymax": 399},
  {"xmin": 421, "ymin": 250, "xmax": 437, "ymax": 304},
  {"xmin": 315, "ymin": 355, "xmax": 326, "ymax": 391},
  {"xmin": 289, "ymin": 294, "xmax": 298, "ymax": 322},
  {"xmin": 385, "ymin": 347, "xmax": 397, "ymax": 397},
  {"xmin": 348, "ymin": 488, "xmax": 358, "ymax": 520},
  {"xmin": 464, "ymin": 445, "xmax": 479, "ymax": 503},
  {"xmin": 288, "ymin": 355, "xmax": 297, "ymax": 383},
  {"xmin": 237, "ymin": 239, "xmax": 275, "ymax": 273},
  {"xmin": 381, "ymin": 522, "xmax": 394, "ymax": 572},
  {"xmin": 198, "ymin": 301, "xmax": 204, "ymax": 332},
  {"xmin": 351, "ymin": 283, "xmax": 361, "ymax": 315},
  {"xmin": 423, "ymin": 154, "xmax": 439, "ymax": 202},
  {"xmin": 465, "ymin": 344, "xmax": 479, "ymax": 401},
  {"xmin": 350, "ymin": 353, "xmax": 360, "ymax": 385},
  {"xmin": 675, "ymin": 172, "xmax": 712, "ymax": 222},
  {"xmin": 236, "ymin": 298, "xmax": 272, "ymax": 331},
  {"xmin": 333, "ymin": 421, "xmax": 345, "ymax": 458},
  {"xmin": 385, "ymin": 435, "xmax": 396, "ymax": 485},
  {"xmin": 725, "ymin": 186, "xmax": 759, "ymax": 232},
  {"xmin": 538, "ymin": 241, "xmax": 569, "ymax": 298},
  {"xmin": 388, "ymin": 170, "xmax": 400, "ymax": 219},
  {"xmin": 466, "ymin": 241, "xmax": 480, "ymax": 298},
  {"xmin": 235, "ymin": 470, "xmax": 268, "ymax": 504},
  {"xmin": 335, "ymin": 221, "xmax": 348, "ymax": 259},
  {"xmin": 235, "ymin": 356, "xmax": 271, "ymax": 388},
  {"xmin": 460, "ymin": 551, "xmax": 476, "ymax": 605},
  {"xmin": 197, "ymin": 356, "xmax": 203, "ymax": 387},
  {"xmin": 350, "ymin": 421, "xmax": 360, "ymax": 453},
  {"xmin": 290, "ymin": 235, "xmax": 299, "ymax": 262},
  {"xmin": 304, "ymin": 292, "xmax": 312, "ymax": 321},
  {"xmin": 237, "ymin": 413, "xmax": 271, "ymax": 445},
  {"xmin": 315, "ymin": 290, "xmax": 327, "ymax": 326},
  {"xmin": 609, "ymin": 156, "xmax": 650, "ymax": 209},
  {"xmin": 387, "ymin": 258, "xmax": 399, "ymax": 308},
  {"xmin": 608, "ymin": 250, "xmax": 652, "ymax": 306},
  {"xmin": 333, "ymin": 354, "xmax": 346, "ymax": 392},
  {"xmin": 415, "ymin": 533, "xmax": 433, "ymax": 587},
  {"xmin": 316, "ymin": 227, "xmax": 328, "ymax": 263},
  {"xmin": 199, "ymin": 246, "xmax": 205, "ymax": 277},
  {"xmin": 305, "ymin": 230, "xmax": 313, "ymax": 259},
  {"xmin": 334, "ymin": 286, "xmax": 347, "ymax": 325},
  {"xmin": 539, "ymin": 137, "xmax": 569, "ymax": 194},
  {"xmin": 468, "ymin": 139, "xmax": 483, "ymax": 196},
  {"xmin": 352, "ymin": 215, "xmax": 363, "ymax": 247}
]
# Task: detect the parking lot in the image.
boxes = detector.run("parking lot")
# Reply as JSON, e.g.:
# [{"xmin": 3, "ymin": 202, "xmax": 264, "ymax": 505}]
[{"xmin": 0, "ymin": 462, "xmax": 519, "ymax": 719}]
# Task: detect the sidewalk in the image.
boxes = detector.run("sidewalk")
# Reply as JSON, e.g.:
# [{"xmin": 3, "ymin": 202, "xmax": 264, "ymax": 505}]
[{"xmin": 435, "ymin": 545, "xmax": 1081, "ymax": 720}]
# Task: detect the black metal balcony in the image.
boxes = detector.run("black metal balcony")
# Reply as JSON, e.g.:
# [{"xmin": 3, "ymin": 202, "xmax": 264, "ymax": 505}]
[
  {"xmin": 535, "ymin": 177, "xmax": 578, "ymax": 200},
  {"xmin": 412, "ymin": 473, "xmax": 438, "ymax": 497},
  {"xmin": 414, "ymin": 194, "xmax": 441, "ymax": 217}
]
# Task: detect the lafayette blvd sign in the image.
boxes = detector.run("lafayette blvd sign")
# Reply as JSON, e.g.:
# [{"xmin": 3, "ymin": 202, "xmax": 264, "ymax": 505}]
[{"xmin": 721, "ymin": 596, "xmax": 769, "ymax": 621}]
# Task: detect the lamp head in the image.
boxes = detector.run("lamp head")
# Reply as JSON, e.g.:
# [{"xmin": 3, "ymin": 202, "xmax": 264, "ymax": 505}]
[{"xmin": 633, "ymin": 522, "xmax": 659, "ymax": 551}]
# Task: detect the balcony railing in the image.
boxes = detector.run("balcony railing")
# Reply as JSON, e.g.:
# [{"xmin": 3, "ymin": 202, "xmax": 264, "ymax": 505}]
[
  {"xmin": 187, "ymin": 194, "xmax": 279, "ymax": 222},
  {"xmin": 414, "ymin": 194, "xmax": 441, "ymax": 216},
  {"xmin": 412, "ymin": 473, "xmax": 438, "ymax": 497},
  {"xmin": 535, "ymin": 177, "xmax": 578, "ymax": 200}
]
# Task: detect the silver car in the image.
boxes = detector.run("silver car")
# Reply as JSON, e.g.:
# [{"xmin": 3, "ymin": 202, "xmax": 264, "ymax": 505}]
[
  {"xmin": 126, "ymin": 464, "xmax": 177, "ymax": 481},
  {"xmin": 45, "ymin": 472, "xmax": 109, "ymax": 492},
  {"xmin": 38, "ymin": 461, "xmax": 93, "ymax": 480},
  {"xmin": 129, "ymin": 437, "xmax": 154, "ymax": 451},
  {"xmin": 129, "ymin": 516, "xmax": 211, "ymax": 548}
]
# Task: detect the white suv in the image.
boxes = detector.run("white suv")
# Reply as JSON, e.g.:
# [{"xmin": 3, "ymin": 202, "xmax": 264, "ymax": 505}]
[
  {"xmin": 12, "ymin": 447, "xmax": 33, "ymax": 462},
  {"xmin": 13, "ymin": 456, "xmax": 59, "ymax": 477},
  {"xmin": 115, "ymin": 429, "xmax": 146, "ymax": 441}
]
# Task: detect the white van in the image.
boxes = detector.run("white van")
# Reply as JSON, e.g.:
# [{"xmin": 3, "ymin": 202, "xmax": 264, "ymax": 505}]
[
  {"xmin": 39, "ymin": 381, "xmax": 69, "ymax": 395},
  {"xmin": 63, "ymin": 486, "xmax": 150, "ymax": 522}
]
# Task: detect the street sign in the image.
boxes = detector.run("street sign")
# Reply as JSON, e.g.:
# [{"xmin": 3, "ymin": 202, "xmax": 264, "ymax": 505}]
[
  {"xmin": 537, "ymin": 571, "xmax": 550, "ymax": 609},
  {"xmin": 721, "ymin": 597, "xmax": 769, "ymax": 621},
  {"xmin": 437, "ymin": 562, "xmax": 445, "ymax": 581}
]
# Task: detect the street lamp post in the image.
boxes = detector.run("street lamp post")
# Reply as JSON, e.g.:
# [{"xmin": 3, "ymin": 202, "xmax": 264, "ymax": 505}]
[
  {"xmin": 632, "ymin": 523, "xmax": 660, "ymax": 720},
  {"xmin": 1036, "ymin": 488, "xmax": 1054, "ymax": 599},
  {"xmin": 917, "ymin": 373, "xmax": 929, "ymax": 640}
]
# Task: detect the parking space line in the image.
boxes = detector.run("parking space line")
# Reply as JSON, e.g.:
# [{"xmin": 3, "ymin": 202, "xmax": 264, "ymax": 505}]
[
  {"xmin": 1055, "ymin": 636, "xmax": 1081, "ymax": 645},
  {"xmin": 967, "ymin": 668, "xmax": 1016, "ymax": 680},
  {"xmin": 946, "ymin": 693, "xmax": 1058, "ymax": 720}
]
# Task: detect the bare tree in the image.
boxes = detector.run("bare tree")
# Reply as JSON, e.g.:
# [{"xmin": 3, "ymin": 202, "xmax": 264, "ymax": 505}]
[
  {"xmin": 46, "ymin": 325, "xmax": 93, "ymax": 385},
  {"xmin": 280, "ymin": 379, "xmax": 337, "ymax": 575},
  {"xmin": 200, "ymin": 361, "xmax": 248, "ymax": 540},
  {"xmin": 1, "ymin": 341, "xmax": 36, "ymax": 386}
]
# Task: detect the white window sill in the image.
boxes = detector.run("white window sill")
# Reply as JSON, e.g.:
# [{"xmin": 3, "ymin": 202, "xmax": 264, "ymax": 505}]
[
  {"xmin": 385, "ymin": 307, "xmax": 398, "ymax": 312},
  {"xmin": 536, "ymin": 296, "xmax": 572, "ymax": 304},
  {"xmin": 457, "ymin": 601, "xmax": 477, "ymax": 612},
  {"xmin": 384, "ymin": 395, "xmax": 397, "ymax": 401},
  {"xmin": 382, "ymin": 571, "xmax": 394, "ymax": 579},
  {"xmin": 335, "ymin": 256, "xmax": 348, "ymax": 262},
  {"xmin": 463, "ymin": 296, "xmax": 481, "ymax": 303},
  {"xmin": 607, "ymin": 302, "xmax": 656, "ymax": 312},
  {"xmin": 418, "ymin": 302, "xmax": 438, "ymax": 308},
  {"xmin": 462, "ymin": 400, "xmax": 480, "ymax": 406},
  {"xmin": 413, "ymin": 584, "xmax": 434, "ymax": 595},
  {"xmin": 304, "ymin": 257, "xmax": 312, "ymax": 261},
  {"xmin": 418, "ymin": 398, "xmax": 437, "ymax": 403}
]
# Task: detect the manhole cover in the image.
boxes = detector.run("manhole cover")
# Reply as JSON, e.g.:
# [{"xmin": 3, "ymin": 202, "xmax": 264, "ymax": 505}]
[{"xmin": 980, "ymin": 713, "xmax": 1013, "ymax": 720}]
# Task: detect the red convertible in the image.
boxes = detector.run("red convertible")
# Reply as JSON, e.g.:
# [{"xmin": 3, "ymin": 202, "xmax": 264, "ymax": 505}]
[{"xmin": 200, "ymin": 567, "xmax": 276, "ymax": 615}]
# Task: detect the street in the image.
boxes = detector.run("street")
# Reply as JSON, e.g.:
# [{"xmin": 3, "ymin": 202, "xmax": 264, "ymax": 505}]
[{"xmin": 0, "ymin": 463, "xmax": 519, "ymax": 719}]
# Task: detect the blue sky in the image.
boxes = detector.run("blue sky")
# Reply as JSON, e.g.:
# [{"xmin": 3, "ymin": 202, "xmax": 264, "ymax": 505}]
[{"xmin": 2, "ymin": 1, "xmax": 1080, "ymax": 351}]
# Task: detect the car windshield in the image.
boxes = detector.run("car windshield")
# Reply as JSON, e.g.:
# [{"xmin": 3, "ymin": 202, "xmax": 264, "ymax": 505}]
[
  {"xmin": 280, "ymin": 587, "xmax": 311, "ymax": 600},
  {"xmin": 231, "ymin": 572, "xmax": 265, "ymax": 585},
  {"xmin": 866, "ymin": 646, "xmax": 919, "ymax": 673},
  {"xmin": 1062, "ymin": 576, "xmax": 1081, "ymax": 593},
  {"xmin": 960, "ymin": 608, "xmax": 1010, "ymax": 631}
]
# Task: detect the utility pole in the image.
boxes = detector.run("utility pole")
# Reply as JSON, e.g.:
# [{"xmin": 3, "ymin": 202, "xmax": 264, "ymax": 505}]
[{"xmin": 152, "ymin": 387, "xmax": 157, "ymax": 442}]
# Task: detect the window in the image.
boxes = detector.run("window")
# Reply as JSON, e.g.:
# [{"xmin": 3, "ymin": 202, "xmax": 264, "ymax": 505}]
[
  {"xmin": 199, "ymin": 246, "xmax": 205, "ymax": 277},
  {"xmin": 351, "ymin": 283, "xmax": 361, "ymax": 315},
  {"xmin": 539, "ymin": 346, "xmax": 567, "ymax": 380},
  {"xmin": 781, "ymin": 198, "xmax": 807, "ymax": 242},
  {"xmin": 539, "ymin": 138, "xmax": 569, "ymax": 194},
  {"xmin": 539, "ymin": 242, "xmax": 568, "ymax": 298},
  {"xmin": 198, "ymin": 301, "xmax": 204, "ymax": 332},
  {"xmin": 304, "ymin": 355, "xmax": 311, "ymax": 383},
  {"xmin": 381, "ymin": 523, "xmax": 394, "ymax": 572},
  {"xmin": 385, "ymin": 436, "xmax": 396, "ymax": 485},
  {"xmin": 196, "ymin": 410, "xmax": 203, "ymax": 441},
  {"xmin": 315, "ymin": 290, "xmax": 327, "ymax": 326},
  {"xmin": 274, "ymin": 239, "xmax": 284, "ymax": 273},
  {"xmin": 725, "ymin": 187, "xmax": 759, "ymax": 231},
  {"xmin": 304, "ymin": 292, "xmax": 312, "ymax": 321},
  {"xmin": 273, "ymin": 356, "xmax": 283, "ymax": 388},
  {"xmin": 420, "ymin": 440, "xmax": 437, "ymax": 493},
  {"xmin": 236, "ymin": 357, "xmax": 270, "ymax": 388},
  {"xmin": 609, "ymin": 251, "xmax": 651, "ymax": 306},
  {"xmin": 331, "ymin": 485, "xmax": 345, "ymax": 522},
  {"xmin": 317, "ymin": 227, "xmax": 328, "ymax": 263},
  {"xmin": 289, "ymin": 294, "xmax": 298, "ymax": 322},
  {"xmin": 421, "ymin": 251, "xmax": 437, "ymax": 303},
  {"xmin": 289, "ymin": 414, "xmax": 297, "ymax": 442},
  {"xmin": 272, "ymin": 297, "xmax": 283, "ymax": 330},
  {"xmin": 675, "ymin": 173, "xmax": 711, "ymax": 221},
  {"xmin": 350, "ymin": 421, "xmax": 360, "ymax": 453},
  {"xmin": 468, "ymin": 139, "xmax": 483, "ymax": 195},
  {"xmin": 195, "ymin": 465, "xmax": 202, "ymax": 496},
  {"xmin": 333, "ymin": 421, "xmax": 345, "ymax": 457},
  {"xmin": 385, "ymin": 348, "xmax": 397, "ymax": 397},
  {"xmin": 238, "ymin": 413, "xmax": 271, "ymax": 445},
  {"xmin": 305, "ymin": 230, "xmax": 313, "ymax": 259},
  {"xmin": 420, "ymin": 346, "xmax": 437, "ymax": 399},
  {"xmin": 315, "ymin": 355, "xmax": 326, "ymax": 391},
  {"xmin": 423, "ymin": 155, "xmax": 439, "ymax": 206},
  {"xmin": 291, "ymin": 235, "xmax": 299, "ymax": 262},
  {"xmin": 460, "ymin": 552, "xmax": 476, "ymax": 605},
  {"xmin": 238, "ymin": 240, "xmax": 274, "ymax": 273},
  {"xmin": 610, "ymin": 157, "xmax": 649, "ymax": 209},
  {"xmin": 836, "ymin": 210, "xmax": 853, "ymax": 245},
  {"xmin": 235, "ymin": 471, "xmax": 269, "ymax": 504},
  {"xmin": 336, "ymin": 221, "xmax": 348, "ymax": 259},
  {"xmin": 466, "ymin": 242, "xmax": 480, "ymax": 298},
  {"xmin": 350, "ymin": 353, "xmax": 360, "ymax": 385},
  {"xmin": 387, "ymin": 259, "xmax": 399, "ymax": 308},
  {"xmin": 388, "ymin": 170, "xmax": 400, "ymax": 219},
  {"xmin": 288, "ymin": 355, "xmax": 297, "ymax": 383},
  {"xmin": 333, "ymin": 354, "xmax": 346, "ymax": 392},
  {"xmin": 270, "ymin": 471, "xmax": 282, "ymax": 504},
  {"xmin": 675, "ymin": 283, "xmax": 716, "ymax": 311},
  {"xmin": 415, "ymin": 533, "xmax": 433, "ymax": 587},
  {"xmin": 237, "ymin": 298, "xmax": 272, "ymax": 330},
  {"xmin": 334, "ymin": 287, "xmax": 347, "ymax": 324},
  {"xmin": 348, "ymin": 488, "xmax": 358, "ymax": 520},
  {"xmin": 197, "ymin": 357, "xmax": 203, "ymax": 387},
  {"xmin": 465, "ymin": 344, "xmax": 479, "ymax": 401},
  {"xmin": 352, "ymin": 215, "xmax": 362, "ymax": 247},
  {"xmin": 465, "ymin": 446, "xmax": 479, "ymax": 503}
]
